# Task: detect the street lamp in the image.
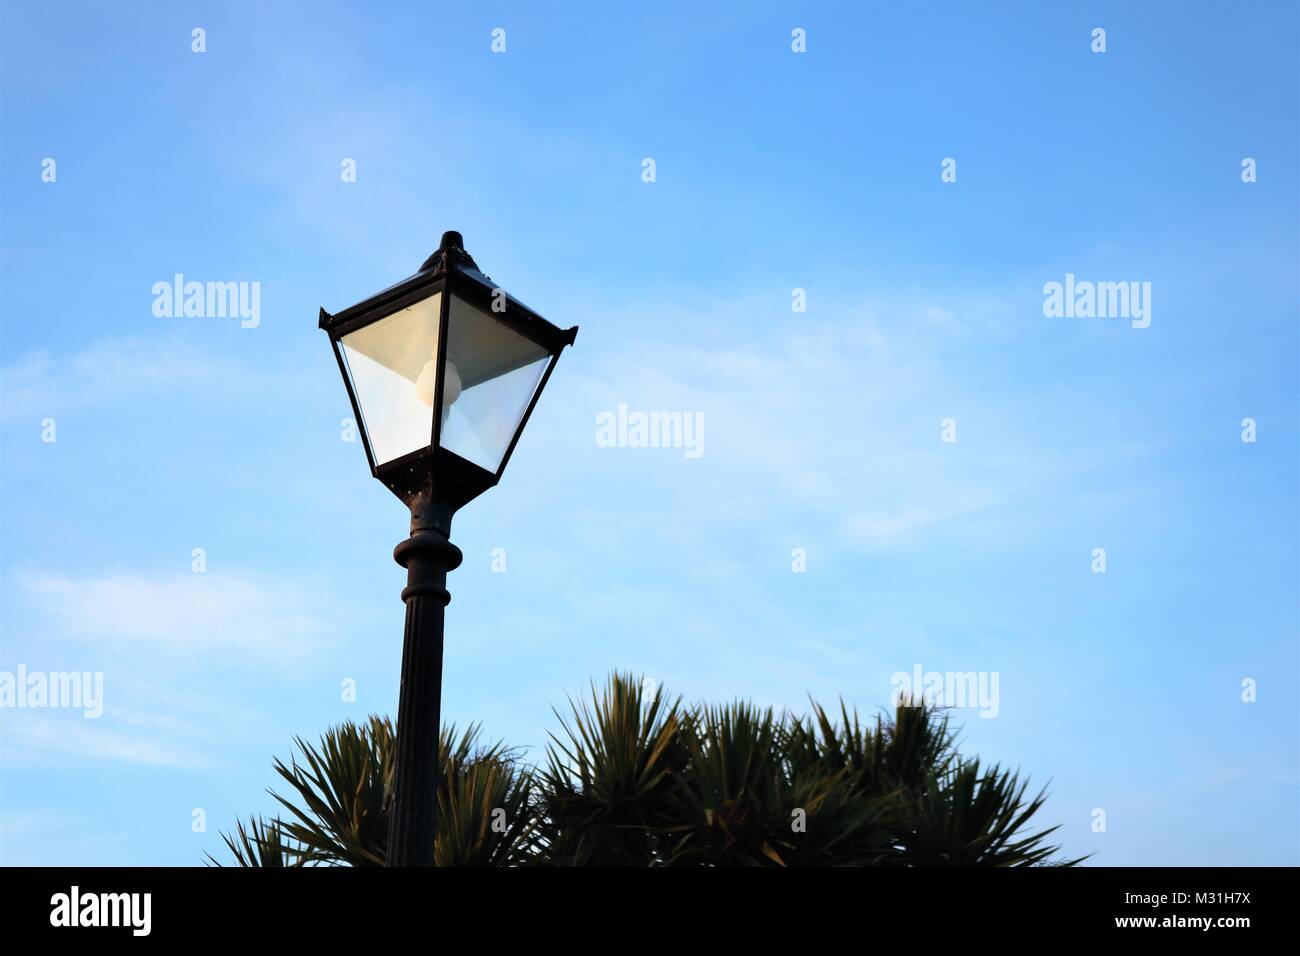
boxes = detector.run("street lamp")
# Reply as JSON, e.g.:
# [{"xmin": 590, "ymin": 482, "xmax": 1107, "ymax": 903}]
[{"xmin": 318, "ymin": 231, "xmax": 577, "ymax": 866}]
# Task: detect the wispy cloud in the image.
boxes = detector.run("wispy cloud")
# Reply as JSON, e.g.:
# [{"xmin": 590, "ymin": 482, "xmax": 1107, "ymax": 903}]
[
  {"xmin": 3, "ymin": 715, "xmax": 211, "ymax": 770},
  {"xmin": 1, "ymin": 338, "xmax": 226, "ymax": 422},
  {"xmin": 2, "ymin": 568, "xmax": 345, "ymax": 775},
  {"xmin": 556, "ymin": 295, "xmax": 1076, "ymax": 554},
  {"xmin": 842, "ymin": 489, "xmax": 1002, "ymax": 552},
  {"xmin": 0, "ymin": 335, "xmax": 320, "ymax": 423},
  {"xmin": 18, "ymin": 570, "xmax": 336, "ymax": 664}
]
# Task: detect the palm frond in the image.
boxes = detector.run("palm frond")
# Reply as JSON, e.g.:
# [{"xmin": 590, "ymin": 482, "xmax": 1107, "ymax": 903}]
[
  {"xmin": 269, "ymin": 715, "xmax": 393, "ymax": 866},
  {"xmin": 899, "ymin": 758, "xmax": 1081, "ymax": 866},
  {"xmin": 206, "ymin": 816, "xmax": 312, "ymax": 867},
  {"xmin": 537, "ymin": 672, "xmax": 683, "ymax": 865}
]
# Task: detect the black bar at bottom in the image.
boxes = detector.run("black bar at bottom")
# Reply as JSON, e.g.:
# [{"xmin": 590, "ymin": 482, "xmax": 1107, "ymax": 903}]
[{"xmin": 1, "ymin": 865, "xmax": 1287, "ymax": 940}]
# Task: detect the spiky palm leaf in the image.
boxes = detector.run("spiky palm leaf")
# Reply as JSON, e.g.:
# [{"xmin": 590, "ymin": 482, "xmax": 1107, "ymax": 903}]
[
  {"xmin": 233, "ymin": 716, "xmax": 537, "ymax": 866},
  {"xmin": 666, "ymin": 702, "xmax": 895, "ymax": 866},
  {"xmin": 206, "ymin": 816, "xmax": 311, "ymax": 867},
  {"xmin": 880, "ymin": 702, "xmax": 957, "ymax": 797},
  {"xmin": 435, "ymin": 728, "xmax": 538, "ymax": 866},
  {"xmin": 664, "ymin": 701, "xmax": 783, "ymax": 865},
  {"xmin": 785, "ymin": 700, "xmax": 956, "ymax": 800},
  {"xmin": 269, "ymin": 715, "xmax": 393, "ymax": 866},
  {"xmin": 538, "ymin": 673, "xmax": 684, "ymax": 865},
  {"xmin": 899, "ymin": 758, "xmax": 1079, "ymax": 866}
]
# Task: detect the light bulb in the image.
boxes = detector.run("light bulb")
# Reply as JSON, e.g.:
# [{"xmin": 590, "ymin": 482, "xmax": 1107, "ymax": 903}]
[
  {"xmin": 415, "ymin": 359, "xmax": 437, "ymax": 406},
  {"xmin": 443, "ymin": 361, "xmax": 462, "ymax": 405},
  {"xmin": 415, "ymin": 357, "xmax": 462, "ymax": 408}
]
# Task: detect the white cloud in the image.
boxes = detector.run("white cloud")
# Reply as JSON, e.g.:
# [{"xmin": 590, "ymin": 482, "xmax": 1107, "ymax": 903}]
[
  {"xmin": 19, "ymin": 570, "xmax": 334, "ymax": 664},
  {"xmin": 842, "ymin": 489, "xmax": 1001, "ymax": 552},
  {"xmin": 555, "ymin": 296, "xmax": 1052, "ymax": 553},
  {"xmin": 842, "ymin": 506, "xmax": 940, "ymax": 549},
  {"xmin": 2, "ymin": 715, "xmax": 209, "ymax": 770},
  {"xmin": 1, "ymin": 338, "xmax": 220, "ymax": 421},
  {"xmin": 3, "ymin": 568, "xmax": 343, "ymax": 773},
  {"xmin": 0, "ymin": 335, "xmax": 319, "ymax": 423}
]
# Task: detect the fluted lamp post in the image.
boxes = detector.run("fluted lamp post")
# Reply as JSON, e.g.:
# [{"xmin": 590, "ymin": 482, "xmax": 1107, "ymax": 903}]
[{"xmin": 318, "ymin": 231, "xmax": 577, "ymax": 866}]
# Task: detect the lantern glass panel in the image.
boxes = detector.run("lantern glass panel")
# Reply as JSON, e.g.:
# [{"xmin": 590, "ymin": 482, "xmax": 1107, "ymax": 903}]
[
  {"xmin": 339, "ymin": 292, "xmax": 442, "ymax": 467},
  {"xmin": 438, "ymin": 293, "xmax": 550, "ymax": 473}
]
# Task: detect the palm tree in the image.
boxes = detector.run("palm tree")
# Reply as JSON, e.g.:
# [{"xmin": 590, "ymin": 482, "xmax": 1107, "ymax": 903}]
[
  {"xmin": 214, "ymin": 673, "xmax": 1078, "ymax": 866},
  {"xmin": 537, "ymin": 675, "xmax": 685, "ymax": 865}
]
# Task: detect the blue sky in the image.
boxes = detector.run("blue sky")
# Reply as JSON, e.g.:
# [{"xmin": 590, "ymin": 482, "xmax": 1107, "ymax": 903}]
[{"xmin": 1, "ymin": 1, "xmax": 1296, "ymax": 866}]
